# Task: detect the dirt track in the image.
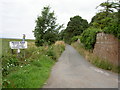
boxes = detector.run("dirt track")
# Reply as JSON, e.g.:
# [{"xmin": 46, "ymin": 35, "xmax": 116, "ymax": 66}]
[{"xmin": 43, "ymin": 45, "xmax": 118, "ymax": 88}]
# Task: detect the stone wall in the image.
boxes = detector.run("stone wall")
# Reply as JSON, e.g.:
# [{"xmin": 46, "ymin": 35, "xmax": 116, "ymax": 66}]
[{"xmin": 93, "ymin": 32, "xmax": 120, "ymax": 65}]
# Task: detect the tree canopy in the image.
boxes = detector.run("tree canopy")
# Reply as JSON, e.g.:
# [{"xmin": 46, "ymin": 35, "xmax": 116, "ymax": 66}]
[
  {"xmin": 63, "ymin": 15, "xmax": 88, "ymax": 44},
  {"xmin": 80, "ymin": 0, "xmax": 120, "ymax": 51},
  {"xmin": 33, "ymin": 6, "xmax": 63, "ymax": 46},
  {"xmin": 89, "ymin": 0, "xmax": 120, "ymax": 39}
]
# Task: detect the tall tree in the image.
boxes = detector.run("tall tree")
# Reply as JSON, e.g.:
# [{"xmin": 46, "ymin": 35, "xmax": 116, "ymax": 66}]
[
  {"xmin": 90, "ymin": 0, "xmax": 120, "ymax": 28},
  {"xmin": 89, "ymin": 12, "xmax": 115, "ymax": 29},
  {"xmin": 96, "ymin": 0, "xmax": 113, "ymax": 16},
  {"xmin": 96, "ymin": 0, "xmax": 120, "ymax": 17},
  {"xmin": 63, "ymin": 15, "xmax": 88, "ymax": 44},
  {"xmin": 90, "ymin": 0, "xmax": 120, "ymax": 39},
  {"xmin": 33, "ymin": 6, "xmax": 63, "ymax": 46}
]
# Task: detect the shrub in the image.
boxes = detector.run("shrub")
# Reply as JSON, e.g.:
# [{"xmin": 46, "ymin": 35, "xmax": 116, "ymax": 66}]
[
  {"xmin": 46, "ymin": 46, "xmax": 56, "ymax": 60},
  {"xmin": 71, "ymin": 36, "xmax": 81, "ymax": 42},
  {"xmin": 80, "ymin": 27, "xmax": 101, "ymax": 50},
  {"xmin": 45, "ymin": 43, "xmax": 65, "ymax": 61},
  {"xmin": 104, "ymin": 22, "xmax": 120, "ymax": 39},
  {"xmin": 2, "ymin": 54, "xmax": 19, "ymax": 76}
]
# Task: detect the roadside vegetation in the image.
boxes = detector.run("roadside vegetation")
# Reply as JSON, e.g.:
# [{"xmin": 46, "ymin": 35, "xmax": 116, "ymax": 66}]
[
  {"xmin": 72, "ymin": 42, "xmax": 120, "ymax": 73},
  {"xmin": 1, "ymin": 5, "xmax": 66, "ymax": 88},
  {"xmin": 61, "ymin": 0, "xmax": 119, "ymax": 45},
  {"xmin": 60, "ymin": 0, "xmax": 120, "ymax": 73},
  {"xmin": 1, "ymin": 0, "xmax": 120, "ymax": 88},
  {"xmin": 1, "ymin": 39, "xmax": 65, "ymax": 88}
]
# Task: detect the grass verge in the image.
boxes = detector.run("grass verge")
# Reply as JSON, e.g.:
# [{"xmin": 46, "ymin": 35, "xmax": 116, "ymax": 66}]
[
  {"xmin": 2, "ymin": 55, "xmax": 55, "ymax": 88},
  {"xmin": 2, "ymin": 40, "xmax": 65, "ymax": 88},
  {"xmin": 72, "ymin": 42, "xmax": 120, "ymax": 73}
]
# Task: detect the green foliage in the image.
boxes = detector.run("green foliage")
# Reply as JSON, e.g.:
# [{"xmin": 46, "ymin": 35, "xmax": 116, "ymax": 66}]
[
  {"xmin": 46, "ymin": 46, "xmax": 56, "ymax": 60},
  {"xmin": 33, "ymin": 6, "xmax": 63, "ymax": 46},
  {"xmin": 89, "ymin": 12, "xmax": 114, "ymax": 29},
  {"xmin": 1, "ymin": 39, "xmax": 35, "ymax": 76},
  {"xmin": 2, "ymin": 54, "xmax": 19, "ymax": 76},
  {"xmin": 2, "ymin": 55, "xmax": 55, "ymax": 88},
  {"xmin": 80, "ymin": 28, "xmax": 101, "ymax": 50},
  {"xmin": 97, "ymin": 1, "xmax": 114, "ymax": 14},
  {"xmin": 91, "ymin": 56, "xmax": 120, "ymax": 73},
  {"xmin": 92, "ymin": 57, "xmax": 112, "ymax": 70},
  {"xmin": 63, "ymin": 15, "xmax": 88, "ymax": 44},
  {"xmin": 43, "ymin": 31, "xmax": 58, "ymax": 45},
  {"xmin": 104, "ymin": 20, "xmax": 120, "ymax": 39},
  {"xmin": 72, "ymin": 42, "xmax": 120, "ymax": 73},
  {"xmin": 53, "ymin": 44, "xmax": 65, "ymax": 60},
  {"xmin": 2, "ymin": 40, "xmax": 65, "ymax": 88},
  {"xmin": 97, "ymin": 0, "xmax": 120, "ymax": 13},
  {"xmin": 58, "ymin": 29, "xmax": 65, "ymax": 40},
  {"xmin": 45, "ymin": 44, "xmax": 65, "ymax": 61},
  {"xmin": 90, "ymin": 0, "xmax": 120, "ymax": 39},
  {"xmin": 71, "ymin": 36, "xmax": 81, "ymax": 42},
  {"xmin": 102, "ymin": 11, "xmax": 120, "ymax": 39}
]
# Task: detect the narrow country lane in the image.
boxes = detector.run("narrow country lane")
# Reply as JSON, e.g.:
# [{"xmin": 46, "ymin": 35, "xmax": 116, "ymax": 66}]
[{"xmin": 43, "ymin": 45, "xmax": 118, "ymax": 88}]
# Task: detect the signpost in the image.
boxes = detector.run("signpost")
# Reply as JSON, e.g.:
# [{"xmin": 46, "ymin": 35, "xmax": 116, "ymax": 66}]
[
  {"xmin": 9, "ymin": 41, "xmax": 27, "ymax": 57},
  {"xmin": 9, "ymin": 41, "xmax": 27, "ymax": 49}
]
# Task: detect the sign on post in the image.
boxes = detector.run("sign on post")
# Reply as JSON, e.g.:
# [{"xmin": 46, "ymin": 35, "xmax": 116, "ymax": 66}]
[
  {"xmin": 9, "ymin": 41, "xmax": 27, "ymax": 49},
  {"xmin": 9, "ymin": 41, "xmax": 27, "ymax": 57}
]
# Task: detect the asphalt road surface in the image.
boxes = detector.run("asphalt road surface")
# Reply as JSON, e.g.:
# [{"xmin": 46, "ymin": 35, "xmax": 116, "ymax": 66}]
[{"xmin": 43, "ymin": 45, "xmax": 118, "ymax": 88}]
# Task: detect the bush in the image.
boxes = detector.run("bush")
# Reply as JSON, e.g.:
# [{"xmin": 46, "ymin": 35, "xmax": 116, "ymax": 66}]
[
  {"xmin": 80, "ymin": 27, "xmax": 101, "ymax": 50},
  {"xmin": 46, "ymin": 46, "xmax": 56, "ymax": 60},
  {"xmin": 45, "ymin": 43, "xmax": 65, "ymax": 61},
  {"xmin": 104, "ymin": 22, "xmax": 120, "ymax": 39},
  {"xmin": 2, "ymin": 54, "xmax": 19, "ymax": 76},
  {"xmin": 35, "ymin": 39, "xmax": 44, "ymax": 46},
  {"xmin": 71, "ymin": 36, "xmax": 81, "ymax": 42}
]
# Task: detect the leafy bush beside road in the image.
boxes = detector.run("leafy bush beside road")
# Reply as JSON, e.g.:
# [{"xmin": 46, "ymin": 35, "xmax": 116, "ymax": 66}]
[
  {"xmin": 71, "ymin": 36, "xmax": 81, "ymax": 43},
  {"xmin": 80, "ymin": 28, "xmax": 101, "ymax": 50}
]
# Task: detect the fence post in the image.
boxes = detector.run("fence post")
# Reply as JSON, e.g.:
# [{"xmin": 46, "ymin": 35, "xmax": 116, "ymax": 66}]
[
  {"xmin": 11, "ymin": 49, "xmax": 14, "ymax": 54},
  {"xmin": 17, "ymin": 49, "xmax": 20, "ymax": 58},
  {"xmin": 23, "ymin": 49, "xmax": 25, "ymax": 58}
]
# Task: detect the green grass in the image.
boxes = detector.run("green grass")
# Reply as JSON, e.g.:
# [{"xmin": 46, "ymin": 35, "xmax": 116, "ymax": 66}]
[
  {"xmin": 2, "ymin": 38, "xmax": 65, "ymax": 88},
  {"xmin": 2, "ymin": 55, "xmax": 55, "ymax": 88},
  {"xmin": 72, "ymin": 42, "xmax": 120, "ymax": 73}
]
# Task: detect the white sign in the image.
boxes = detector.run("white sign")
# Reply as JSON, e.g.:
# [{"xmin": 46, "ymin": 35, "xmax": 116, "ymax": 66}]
[{"xmin": 9, "ymin": 41, "xmax": 27, "ymax": 49}]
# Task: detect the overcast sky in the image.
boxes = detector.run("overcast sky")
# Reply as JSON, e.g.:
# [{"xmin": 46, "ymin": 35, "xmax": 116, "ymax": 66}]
[{"xmin": 0, "ymin": 0, "xmax": 107, "ymax": 39}]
